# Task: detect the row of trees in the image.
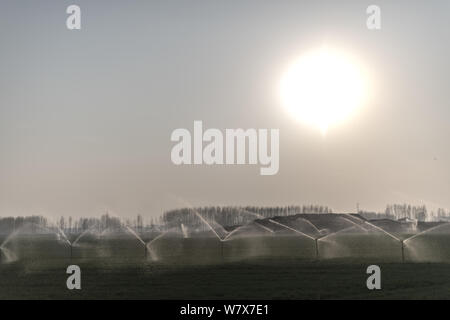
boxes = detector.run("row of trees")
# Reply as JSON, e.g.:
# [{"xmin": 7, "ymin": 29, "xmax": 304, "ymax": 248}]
[
  {"xmin": 360, "ymin": 204, "xmax": 450, "ymax": 222},
  {"xmin": 2, "ymin": 203, "xmax": 450, "ymax": 234},
  {"xmin": 58, "ymin": 214, "xmax": 123, "ymax": 233},
  {"xmin": 0, "ymin": 214, "xmax": 160, "ymax": 235},
  {"xmin": 161, "ymin": 205, "xmax": 333, "ymax": 231},
  {"xmin": 385, "ymin": 204, "xmax": 427, "ymax": 221},
  {"xmin": 0, "ymin": 216, "xmax": 49, "ymax": 234}
]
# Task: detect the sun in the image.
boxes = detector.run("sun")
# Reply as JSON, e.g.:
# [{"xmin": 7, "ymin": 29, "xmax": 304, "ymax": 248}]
[{"xmin": 280, "ymin": 47, "xmax": 369, "ymax": 134}]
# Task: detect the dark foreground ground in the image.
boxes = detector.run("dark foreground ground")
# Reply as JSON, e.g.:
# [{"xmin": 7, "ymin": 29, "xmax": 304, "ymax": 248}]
[
  {"xmin": 1, "ymin": 234, "xmax": 450, "ymax": 299},
  {"xmin": 1, "ymin": 257, "xmax": 450, "ymax": 299}
]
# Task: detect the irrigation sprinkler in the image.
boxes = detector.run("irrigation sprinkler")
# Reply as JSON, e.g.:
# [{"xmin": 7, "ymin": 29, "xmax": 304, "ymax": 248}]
[
  {"xmin": 347, "ymin": 214, "xmax": 450, "ymax": 263},
  {"xmin": 143, "ymin": 229, "xmax": 173, "ymax": 261},
  {"xmin": 185, "ymin": 208, "xmax": 231, "ymax": 260},
  {"xmin": 269, "ymin": 218, "xmax": 359, "ymax": 260},
  {"xmin": 343, "ymin": 214, "xmax": 406, "ymax": 262},
  {"xmin": 315, "ymin": 225, "xmax": 363, "ymax": 260},
  {"xmin": 401, "ymin": 222, "xmax": 450, "ymax": 263},
  {"xmin": 189, "ymin": 208, "xmax": 227, "ymax": 241}
]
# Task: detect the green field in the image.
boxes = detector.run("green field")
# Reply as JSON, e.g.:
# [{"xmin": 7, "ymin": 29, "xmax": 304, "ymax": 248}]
[{"xmin": 1, "ymin": 233, "xmax": 450, "ymax": 299}]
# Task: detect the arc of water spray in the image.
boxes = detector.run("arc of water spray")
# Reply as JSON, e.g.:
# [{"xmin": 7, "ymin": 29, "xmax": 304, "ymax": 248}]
[
  {"xmin": 170, "ymin": 195, "xmax": 229, "ymax": 241},
  {"xmin": 0, "ymin": 247, "xmax": 17, "ymax": 263},
  {"xmin": 317, "ymin": 225, "xmax": 357, "ymax": 242},
  {"xmin": 208, "ymin": 208, "xmax": 274, "ymax": 241},
  {"xmin": 146, "ymin": 228, "xmax": 179, "ymax": 261},
  {"xmin": 236, "ymin": 209, "xmax": 279, "ymax": 233},
  {"xmin": 268, "ymin": 216, "xmax": 375, "ymax": 260},
  {"xmin": 1, "ymin": 222, "xmax": 71, "ymax": 249},
  {"xmin": 124, "ymin": 224, "xmax": 175, "ymax": 260},
  {"xmin": 1, "ymin": 222, "xmax": 74, "ymax": 260},
  {"xmin": 122, "ymin": 224, "xmax": 149, "ymax": 258},
  {"xmin": 315, "ymin": 223, "xmax": 369, "ymax": 259},
  {"xmin": 403, "ymin": 222, "xmax": 450, "ymax": 245},
  {"xmin": 237, "ymin": 208, "xmax": 264, "ymax": 219},
  {"xmin": 220, "ymin": 209, "xmax": 271, "ymax": 240},
  {"xmin": 223, "ymin": 226, "xmax": 244, "ymax": 241},
  {"xmin": 189, "ymin": 208, "xmax": 226, "ymax": 241},
  {"xmin": 223, "ymin": 219, "xmax": 280, "ymax": 241},
  {"xmin": 124, "ymin": 225, "xmax": 146, "ymax": 246},
  {"xmin": 254, "ymin": 222, "xmax": 275, "ymax": 234},
  {"xmin": 181, "ymin": 224, "xmax": 188, "ymax": 238},
  {"xmin": 0, "ymin": 228, "xmax": 23, "ymax": 250},
  {"xmin": 146, "ymin": 231, "xmax": 168, "ymax": 261},
  {"xmin": 222, "ymin": 221, "xmax": 263, "ymax": 241},
  {"xmin": 343, "ymin": 213, "xmax": 412, "ymax": 262},
  {"xmin": 55, "ymin": 225, "xmax": 72, "ymax": 246},
  {"xmin": 339, "ymin": 216, "xmax": 369, "ymax": 232},
  {"xmin": 0, "ymin": 227, "xmax": 24, "ymax": 263},
  {"xmin": 146, "ymin": 230, "xmax": 170, "ymax": 247},
  {"xmin": 343, "ymin": 214, "xmax": 402, "ymax": 242},
  {"xmin": 241, "ymin": 217, "xmax": 319, "ymax": 259},
  {"xmin": 267, "ymin": 219, "xmax": 316, "ymax": 241},
  {"xmin": 297, "ymin": 217, "xmax": 321, "ymax": 234},
  {"xmin": 72, "ymin": 227, "xmax": 96, "ymax": 246}
]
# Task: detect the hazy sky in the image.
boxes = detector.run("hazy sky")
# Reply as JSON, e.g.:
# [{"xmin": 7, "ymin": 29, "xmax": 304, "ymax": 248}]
[{"xmin": 1, "ymin": 0, "xmax": 450, "ymax": 218}]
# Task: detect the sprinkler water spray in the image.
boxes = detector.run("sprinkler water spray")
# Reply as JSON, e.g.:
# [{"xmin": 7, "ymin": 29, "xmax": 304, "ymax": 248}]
[{"xmin": 401, "ymin": 240, "xmax": 405, "ymax": 263}]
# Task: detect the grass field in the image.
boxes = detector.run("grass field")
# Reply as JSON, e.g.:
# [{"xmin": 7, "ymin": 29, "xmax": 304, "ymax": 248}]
[{"xmin": 1, "ymin": 233, "xmax": 450, "ymax": 299}]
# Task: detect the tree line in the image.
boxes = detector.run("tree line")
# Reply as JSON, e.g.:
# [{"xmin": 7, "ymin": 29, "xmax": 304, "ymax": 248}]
[
  {"xmin": 161, "ymin": 205, "xmax": 333, "ymax": 231},
  {"xmin": 1, "ymin": 203, "xmax": 449, "ymax": 235}
]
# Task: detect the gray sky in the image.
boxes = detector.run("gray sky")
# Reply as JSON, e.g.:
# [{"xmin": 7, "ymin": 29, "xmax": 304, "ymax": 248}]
[{"xmin": 1, "ymin": 0, "xmax": 450, "ymax": 218}]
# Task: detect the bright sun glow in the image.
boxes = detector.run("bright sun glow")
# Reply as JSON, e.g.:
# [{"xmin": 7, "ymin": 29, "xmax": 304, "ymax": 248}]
[{"xmin": 280, "ymin": 47, "xmax": 369, "ymax": 134}]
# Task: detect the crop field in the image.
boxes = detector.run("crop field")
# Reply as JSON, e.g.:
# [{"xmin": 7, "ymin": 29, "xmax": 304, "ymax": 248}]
[{"xmin": 1, "ymin": 233, "xmax": 450, "ymax": 299}]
